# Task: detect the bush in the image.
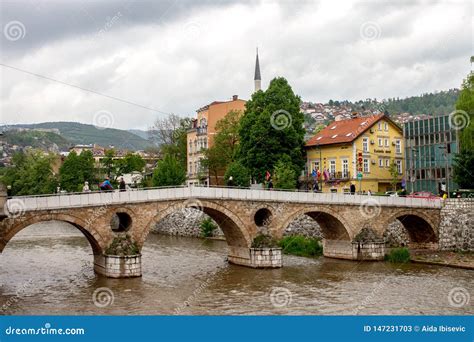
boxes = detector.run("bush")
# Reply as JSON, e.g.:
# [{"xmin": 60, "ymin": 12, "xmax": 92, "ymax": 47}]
[
  {"xmin": 200, "ymin": 218, "xmax": 217, "ymax": 238},
  {"xmin": 251, "ymin": 234, "xmax": 278, "ymax": 248},
  {"xmin": 224, "ymin": 161, "xmax": 250, "ymax": 187},
  {"xmin": 278, "ymin": 235, "xmax": 323, "ymax": 257},
  {"xmin": 105, "ymin": 234, "xmax": 140, "ymax": 256},
  {"xmin": 385, "ymin": 247, "xmax": 410, "ymax": 263}
]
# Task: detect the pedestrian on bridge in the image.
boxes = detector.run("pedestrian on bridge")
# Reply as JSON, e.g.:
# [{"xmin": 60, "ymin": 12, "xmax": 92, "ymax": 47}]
[{"xmin": 119, "ymin": 177, "xmax": 126, "ymax": 192}]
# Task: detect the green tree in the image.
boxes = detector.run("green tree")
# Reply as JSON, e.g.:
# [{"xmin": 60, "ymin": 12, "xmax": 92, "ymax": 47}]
[
  {"xmin": 224, "ymin": 161, "xmax": 250, "ymax": 187},
  {"xmin": 149, "ymin": 114, "xmax": 191, "ymax": 170},
  {"xmin": 101, "ymin": 149, "xmax": 115, "ymax": 178},
  {"xmin": 201, "ymin": 110, "xmax": 242, "ymax": 184},
  {"xmin": 1, "ymin": 151, "xmax": 58, "ymax": 195},
  {"xmin": 152, "ymin": 154, "xmax": 186, "ymax": 186},
  {"xmin": 455, "ymin": 71, "xmax": 474, "ymax": 152},
  {"xmin": 115, "ymin": 153, "xmax": 146, "ymax": 177},
  {"xmin": 388, "ymin": 161, "xmax": 399, "ymax": 191},
  {"xmin": 59, "ymin": 150, "xmax": 96, "ymax": 192},
  {"xmin": 238, "ymin": 77, "xmax": 305, "ymax": 183},
  {"xmin": 453, "ymin": 149, "xmax": 474, "ymax": 189},
  {"xmin": 272, "ymin": 155, "xmax": 297, "ymax": 189}
]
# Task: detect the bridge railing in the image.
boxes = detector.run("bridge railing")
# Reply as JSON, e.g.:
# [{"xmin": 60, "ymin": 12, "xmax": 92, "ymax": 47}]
[{"xmin": 6, "ymin": 185, "xmax": 442, "ymax": 212}]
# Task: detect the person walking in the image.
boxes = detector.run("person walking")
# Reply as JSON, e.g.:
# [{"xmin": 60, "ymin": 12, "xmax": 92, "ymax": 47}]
[
  {"xmin": 119, "ymin": 177, "xmax": 126, "ymax": 192},
  {"xmin": 268, "ymin": 178, "xmax": 273, "ymax": 190},
  {"xmin": 350, "ymin": 183, "xmax": 356, "ymax": 195}
]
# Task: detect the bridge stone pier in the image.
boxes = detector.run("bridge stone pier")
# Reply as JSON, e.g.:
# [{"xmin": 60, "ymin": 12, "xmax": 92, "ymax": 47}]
[{"xmin": 0, "ymin": 187, "xmax": 442, "ymax": 278}]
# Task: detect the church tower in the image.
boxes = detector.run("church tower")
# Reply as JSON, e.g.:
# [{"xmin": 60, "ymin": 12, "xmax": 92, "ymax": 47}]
[{"xmin": 254, "ymin": 48, "xmax": 261, "ymax": 92}]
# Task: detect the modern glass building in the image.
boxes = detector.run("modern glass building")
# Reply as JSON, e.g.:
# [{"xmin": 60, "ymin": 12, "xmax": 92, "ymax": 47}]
[{"xmin": 404, "ymin": 114, "xmax": 459, "ymax": 195}]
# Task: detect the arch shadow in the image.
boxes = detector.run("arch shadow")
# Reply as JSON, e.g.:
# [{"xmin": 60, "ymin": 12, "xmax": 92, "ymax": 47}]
[
  {"xmin": 385, "ymin": 211, "xmax": 438, "ymax": 248},
  {"xmin": 279, "ymin": 207, "xmax": 352, "ymax": 241},
  {"xmin": 141, "ymin": 201, "xmax": 252, "ymax": 249},
  {"xmin": 0, "ymin": 214, "xmax": 104, "ymax": 255}
]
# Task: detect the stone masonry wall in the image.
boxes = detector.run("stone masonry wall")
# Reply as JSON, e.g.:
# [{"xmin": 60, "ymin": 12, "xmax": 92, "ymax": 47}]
[
  {"xmin": 439, "ymin": 198, "xmax": 474, "ymax": 251},
  {"xmin": 152, "ymin": 208, "xmax": 224, "ymax": 237}
]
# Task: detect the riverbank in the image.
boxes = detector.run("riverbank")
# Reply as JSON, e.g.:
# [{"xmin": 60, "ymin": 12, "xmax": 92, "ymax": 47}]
[{"xmin": 410, "ymin": 250, "xmax": 474, "ymax": 270}]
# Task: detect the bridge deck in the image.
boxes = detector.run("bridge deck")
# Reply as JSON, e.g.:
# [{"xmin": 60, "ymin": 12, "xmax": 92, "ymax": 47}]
[{"xmin": 6, "ymin": 186, "xmax": 442, "ymax": 212}]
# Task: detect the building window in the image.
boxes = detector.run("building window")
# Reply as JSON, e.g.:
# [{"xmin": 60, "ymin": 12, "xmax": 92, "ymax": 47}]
[
  {"xmin": 363, "ymin": 159, "xmax": 370, "ymax": 173},
  {"xmin": 312, "ymin": 161, "xmax": 320, "ymax": 173},
  {"xmin": 342, "ymin": 159, "xmax": 348, "ymax": 178},
  {"xmin": 378, "ymin": 122, "xmax": 382, "ymax": 131},
  {"xmin": 384, "ymin": 138, "xmax": 389, "ymax": 147},
  {"xmin": 378, "ymin": 138, "xmax": 383, "ymax": 147},
  {"xmin": 329, "ymin": 160, "xmax": 336, "ymax": 176},
  {"xmin": 384, "ymin": 122, "xmax": 388, "ymax": 131},
  {"xmin": 362, "ymin": 138, "xmax": 369, "ymax": 153},
  {"xmin": 379, "ymin": 158, "xmax": 383, "ymax": 167},
  {"xmin": 189, "ymin": 162, "xmax": 192, "ymax": 174},
  {"xmin": 385, "ymin": 159, "xmax": 390, "ymax": 167},
  {"xmin": 189, "ymin": 141, "xmax": 193, "ymax": 153},
  {"xmin": 395, "ymin": 140, "xmax": 401, "ymax": 154},
  {"xmin": 396, "ymin": 160, "xmax": 402, "ymax": 174}
]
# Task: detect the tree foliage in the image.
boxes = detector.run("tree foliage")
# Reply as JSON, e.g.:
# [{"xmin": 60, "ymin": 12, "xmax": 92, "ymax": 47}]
[
  {"xmin": 59, "ymin": 150, "xmax": 96, "ymax": 192},
  {"xmin": 455, "ymin": 72, "xmax": 474, "ymax": 152},
  {"xmin": 148, "ymin": 114, "xmax": 191, "ymax": 170},
  {"xmin": 453, "ymin": 149, "xmax": 474, "ymax": 189},
  {"xmin": 272, "ymin": 155, "xmax": 297, "ymax": 189},
  {"xmin": 201, "ymin": 110, "xmax": 242, "ymax": 183},
  {"xmin": 152, "ymin": 154, "xmax": 186, "ymax": 186},
  {"xmin": 1, "ymin": 151, "xmax": 58, "ymax": 195},
  {"xmin": 238, "ymin": 77, "xmax": 305, "ymax": 183},
  {"xmin": 224, "ymin": 161, "xmax": 250, "ymax": 187}
]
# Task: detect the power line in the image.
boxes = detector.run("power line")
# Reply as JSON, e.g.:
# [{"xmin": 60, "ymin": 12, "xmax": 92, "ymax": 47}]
[{"xmin": 0, "ymin": 62, "xmax": 173, "ymax": 116}]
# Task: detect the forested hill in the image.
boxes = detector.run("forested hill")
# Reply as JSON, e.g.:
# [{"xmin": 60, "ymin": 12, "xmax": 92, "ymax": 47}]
[
  {"xmin": 327, "ymin": 89, "xmax": 459, "ymax": 115},
  {"xmin": 1, "ymin": 122, "xmax": 153, "ymax": 151}
]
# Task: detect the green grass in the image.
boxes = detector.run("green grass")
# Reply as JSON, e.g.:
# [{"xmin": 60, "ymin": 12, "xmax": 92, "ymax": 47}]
[
  {"xmin": 278, "ymin": 235, "xmax": 323, "ymax": 257},
  {"xmin": 200, "ymin": 218, "xmax": 217, "ymax": 238},
  {"xmin": 385, "ymin": 247, "xmax": 410, "ymax": 263}
]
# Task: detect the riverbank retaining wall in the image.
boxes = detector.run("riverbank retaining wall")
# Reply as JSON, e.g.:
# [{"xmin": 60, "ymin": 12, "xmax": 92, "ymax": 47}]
[{"xmin": 439, "ymin": 198, "xmax": 474, "ymax": 251}]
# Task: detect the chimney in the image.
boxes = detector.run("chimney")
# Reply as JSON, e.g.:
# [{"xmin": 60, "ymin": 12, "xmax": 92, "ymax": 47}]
[
  {"xmin": 351, "ymin": 112, "xmax": 359, "ymax": 119},
  {"xmin": 232, "ymin": 95, "xmax": 238, "ymax": 101}
]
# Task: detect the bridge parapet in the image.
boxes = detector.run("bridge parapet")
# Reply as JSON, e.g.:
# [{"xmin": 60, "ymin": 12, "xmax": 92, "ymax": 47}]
[{"xmin": 6, "ymin": 186, "xmax": 443, "ymax": 212}]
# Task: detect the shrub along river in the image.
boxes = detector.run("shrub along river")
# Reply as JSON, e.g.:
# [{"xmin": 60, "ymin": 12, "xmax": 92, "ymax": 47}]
[{"xmin": 0, "ymin": 222, "xmax": 472, "ymax": 315}]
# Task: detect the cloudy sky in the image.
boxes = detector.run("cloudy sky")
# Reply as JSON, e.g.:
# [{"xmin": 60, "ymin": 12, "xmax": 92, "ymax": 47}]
[{"xmin": 0, "ymin": 0, "xmax": 471, "ymax": 130}]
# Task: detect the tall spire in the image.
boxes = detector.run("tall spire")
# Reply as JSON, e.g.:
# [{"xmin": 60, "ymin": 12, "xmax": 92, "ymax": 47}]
[{"xmin": 254, "ymin": 48, "xmax": 261, "ymax": 92}]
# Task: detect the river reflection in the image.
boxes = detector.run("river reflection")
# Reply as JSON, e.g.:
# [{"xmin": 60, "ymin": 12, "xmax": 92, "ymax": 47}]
[{"xmin": 0, "ymin": 222, "xmax": 472, "ymax": 315}]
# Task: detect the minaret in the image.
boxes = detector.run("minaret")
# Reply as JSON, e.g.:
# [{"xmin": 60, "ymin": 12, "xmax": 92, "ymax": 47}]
[{"xmin": 254, "ymin": 48, "xmax": 261, "ymax": 92}]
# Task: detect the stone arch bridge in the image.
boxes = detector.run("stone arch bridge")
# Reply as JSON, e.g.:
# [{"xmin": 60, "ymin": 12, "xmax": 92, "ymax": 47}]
[{"xmin": 0, "ymin": 187, "xmax": 442, "ymax": 277}]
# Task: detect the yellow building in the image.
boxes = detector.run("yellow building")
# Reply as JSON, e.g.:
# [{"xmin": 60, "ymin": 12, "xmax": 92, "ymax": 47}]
[
  {"xmin": 305, "ymin": 114, "xmax": 404, "ymax": 193},
  {"xmin": 187, "ymin": 95, "xmax": 246, "ymax": 186}
]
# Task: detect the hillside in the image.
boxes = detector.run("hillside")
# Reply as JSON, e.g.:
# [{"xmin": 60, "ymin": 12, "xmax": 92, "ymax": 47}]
[
  {"xmin": 1, "ymin": 122, "xmax": 153, "ymax": 151},
  {"xmin": 2, "ymin": 130, "xmax": 71, "ymax": 151},
  {"xmin": 327, "ymin": 89, "xmax": 459, "ymax": 116}
]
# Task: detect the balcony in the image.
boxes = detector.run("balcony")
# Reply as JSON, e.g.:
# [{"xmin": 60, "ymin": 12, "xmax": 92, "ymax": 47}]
[
  {"xmin": 196, "ymin": 126, "xmax": 207, "ymax": 136},
  {"xmin": 327, "ymin": 171, "xmax": 351, "ymax": 181}
]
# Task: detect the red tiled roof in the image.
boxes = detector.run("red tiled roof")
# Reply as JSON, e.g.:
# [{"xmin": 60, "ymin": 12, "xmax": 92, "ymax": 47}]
[{"xmin": 306, "ymin": 114, "xmax": 386, "ymax": 147}]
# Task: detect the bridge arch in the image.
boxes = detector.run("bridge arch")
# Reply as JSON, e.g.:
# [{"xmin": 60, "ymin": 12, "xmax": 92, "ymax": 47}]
[
  {"xmin": 139, "ymin": 200, "xmax": 252, "ymax": 249},
  {"xmin": 278, "ymin": 206, "xmax": 353, "ymax": 240},
  {"xmin": 384, "ymin": 210, "xmax": 438, "ymax": 248},
  {"xmin": 0, "ymin": 213, "xmax": 106, "ymax": 255}
]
